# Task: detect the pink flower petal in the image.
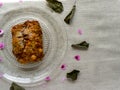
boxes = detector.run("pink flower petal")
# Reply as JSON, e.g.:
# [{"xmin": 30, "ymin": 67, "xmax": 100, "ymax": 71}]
[
  {"xmin": 78, "ymin": 29, "xmax": 83, "ymax": 35},
  {"xmin": 0, "ymin": 73, "xmax": 3, "ymax": 78},
  {"xmin": 74, "ymin": 55, "xmax": 81, "ymax": 61},
  {"xmin": 0, "ymin": 29, "xmax": 4, "ymax": 36},
  {"xmin": 0, "ymin": 43, "xmax": 5, "ymax": 50},
  {"xmin": 0, "ymin": 2, "xmax": 3, "ymax": 7},
  {"xmin": 45, "ymin": 76, "xmax": 51, "ymax": 81},
  {"xmin": 0, "ymin": 57, "xmax": 2, "ymax": 62},
  {"xmin": 60, "ymin": 64, "xmax": 67, "ymax": 70}
]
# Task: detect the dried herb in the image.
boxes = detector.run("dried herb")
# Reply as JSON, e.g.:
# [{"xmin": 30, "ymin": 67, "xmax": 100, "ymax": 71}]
[
  {"xmin": 64, "ymin": 5, "xmax": 76, "ymax": 24},
  {"xmin": 71, "ymin": 41, "xmax": 89, "ymax": 50},
  {"xmin": 46, "ymin": 0, "xmax": 63, "ymax": 13},
  {"xmin": 67, "ymin": 70, "xmax": 80, "ymax": 81},
  {"xmin": 10, "ymin": 82, "xmax": 25, "ymax": 90}
]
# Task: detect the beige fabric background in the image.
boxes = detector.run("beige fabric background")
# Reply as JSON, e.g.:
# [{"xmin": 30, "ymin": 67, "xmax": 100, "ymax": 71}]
[{"xmin": 0, "ymin": 0, "xmax": 120, "ymax": 90}]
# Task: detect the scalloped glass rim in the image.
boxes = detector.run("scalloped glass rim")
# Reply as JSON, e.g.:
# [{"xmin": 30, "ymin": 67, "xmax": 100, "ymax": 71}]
[{"xmin": 0, "ymin": 5, "xmax": 67, "ymax": 86}]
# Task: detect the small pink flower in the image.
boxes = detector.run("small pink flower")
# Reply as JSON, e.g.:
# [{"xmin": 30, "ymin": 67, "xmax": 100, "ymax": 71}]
[
  {"xmin": 0, "ymin": 57, "xmax": 2, "ymax": 62},
  {"xmin": 0, "ymin": 43, "xmax": 5, "ymax": 50},
  {"xmin": 78, "ymin": 29, "xmax": 83, "ymax": 35},
  {"xmin": 0, "ymin": 73, "xmax": 3, "ymax": 78},
  {"xmin": 45, "ymin": 76, "xmax": 51, "ymax": 81},
  {"xmin": 74, "ymin": 55, "xmax": 81, "ymax": 61},
  {"xmin": 0, "ymin": 2, "xmax": 3, "ymax": 7},
  {"xmin": 0, "ymin": 29, "xmax": 4, "ymax": 36},
  {"xmin": 60, "ymin": 64, "xmax": 67, "ymax": 70}
]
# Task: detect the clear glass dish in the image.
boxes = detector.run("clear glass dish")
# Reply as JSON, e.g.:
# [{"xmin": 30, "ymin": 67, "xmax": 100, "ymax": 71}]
[{"xmin": 0, "ymin": 5, "xmax": 67, "ymax": 86}]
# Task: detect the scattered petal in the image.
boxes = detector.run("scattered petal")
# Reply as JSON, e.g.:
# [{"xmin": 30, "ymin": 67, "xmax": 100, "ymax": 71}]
[
  {"xmin": 0, "ymin": 73, "xmax": 3, "ymax": 78},
  {"xmin": 74, "ymin": 55, "xmax": 80, "ymax": 61},
  {"xmin": 0, "ymin": 2, "xmax": 3, "ymax": 7},
  {"xmin": 45, "ymin": 76, "xmax": 51, "ymax": 81},
  {"xmin": 0, "ymin": 43, "xmax": 5, "ymax": 50},
  {"xmin": 60, "ymin": 64, "xmax": 67, "ymax": 70},
  {"xmin": 78, "ymin": 29, "xmax": 83, "ymax": 35},
  {"xmin": 0, "ymin": 57, "xmax": 2, "ymax": 62},
  {"xmin": 0, "ymin": 29, "xmax": 4, "ymax": 36}
]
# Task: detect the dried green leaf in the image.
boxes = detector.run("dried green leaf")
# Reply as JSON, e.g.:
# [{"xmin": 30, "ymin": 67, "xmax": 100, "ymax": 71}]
[
  {"xmin": 46, "ymin": 0, "xmax": 63, "ymax": 13},
  {"xmin": 71, "ymin": 41, "xmax": 89, "ymax": 50},
  {"xmin": 67, "ymin": 70, "xmax": 80, "ymax": 81},
  {"xmin": 10, "ymin": 82, "xmax": 25, "ymax": 90},
  {"xmin": 64, "ymin": 5, "xmax": 76, "ymax": 24}
]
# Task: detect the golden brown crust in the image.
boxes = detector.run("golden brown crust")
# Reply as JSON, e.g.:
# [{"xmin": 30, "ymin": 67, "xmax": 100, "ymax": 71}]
[{"xmin": 11, "ymin": 20, "xmax": 44, "ymax": 64}]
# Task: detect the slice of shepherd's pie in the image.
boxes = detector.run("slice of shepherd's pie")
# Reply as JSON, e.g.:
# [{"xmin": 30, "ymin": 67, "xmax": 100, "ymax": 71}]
[{"xmin": 11, "ymin": 20, "xmax": 44, "ymax": 64}]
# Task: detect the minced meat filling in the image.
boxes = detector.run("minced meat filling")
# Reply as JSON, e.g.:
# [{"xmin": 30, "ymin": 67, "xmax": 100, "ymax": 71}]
[{"xmin": 11, "ymin": 20, "xmax": 44, "ymax": 64}]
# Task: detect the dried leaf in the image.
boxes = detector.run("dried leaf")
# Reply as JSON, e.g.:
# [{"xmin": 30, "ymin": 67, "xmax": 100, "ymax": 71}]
[
  {"xmin": 10, "ymin": 82, "xmax": 25, "ymax": 90},
  {"xmin": 66, "ymin": 70, "xmax": 80, "ymax": 81},
  {"xmin": 46, "ymin": 0, "xmax": 63, "ymax": 13},
  {"xmin": 71, "ymin": 41, "xmax": 89, "ymax": 50},
  {"xmin": 64, "ymin": 5, "xmax": 76, "ymax": 24}
]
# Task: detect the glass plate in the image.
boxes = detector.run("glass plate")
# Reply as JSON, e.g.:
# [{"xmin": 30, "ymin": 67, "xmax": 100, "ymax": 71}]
[{"xmin": 0, "ymin": 6, "xmax": 67, "ymax": 86}]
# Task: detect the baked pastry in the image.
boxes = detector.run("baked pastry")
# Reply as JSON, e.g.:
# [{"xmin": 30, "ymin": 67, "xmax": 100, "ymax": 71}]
[{"xmin": 11, "ymin": 20, "xmax": 44, "ymax": 64}]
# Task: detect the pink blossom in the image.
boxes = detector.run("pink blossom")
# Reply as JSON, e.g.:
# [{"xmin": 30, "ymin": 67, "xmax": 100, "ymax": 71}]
[
  {"xmin": 78, "ymin": 29, "xmax": 83, "ymax": 35},
  {"xmin": 0, "ymin": 29, "xmax": 4, "ymax": 36},
  {"xmin": 0, "ymin": 43, "xmax": 5, "ymax": 50},
  {"xmin": 45, "ymin": 76, "xmax": 51, "ymax": 81},
  {"xmin": 60, "ymin": 64, "xmax": 67, "ymax": 70},
  {"xmin": 0, "ymin": 2, "xmax": 3, "ymax": 7},
  {"xmin": 74, "ymin": 55, "xmax": 81, "ymax": 61}
]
